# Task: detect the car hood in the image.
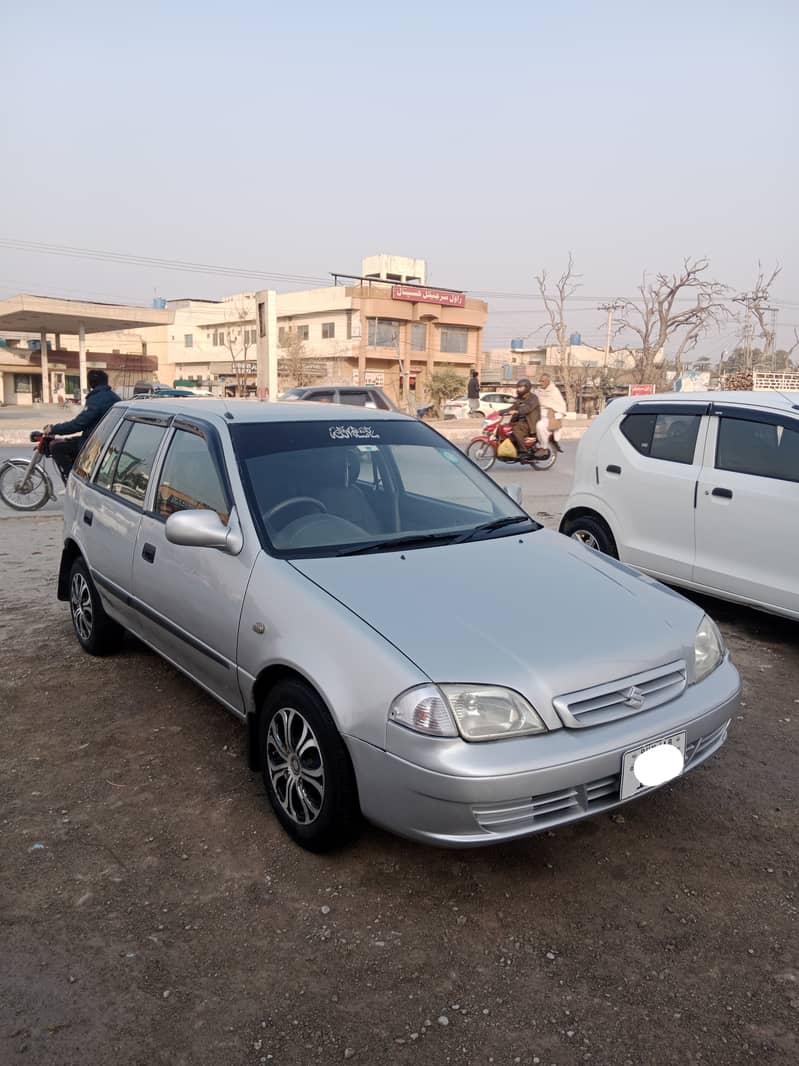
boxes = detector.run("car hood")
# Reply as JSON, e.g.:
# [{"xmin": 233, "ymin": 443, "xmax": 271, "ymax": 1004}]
[{"xmin": 290, "ymin": 530, "xmax": 703, "ymax": 705}]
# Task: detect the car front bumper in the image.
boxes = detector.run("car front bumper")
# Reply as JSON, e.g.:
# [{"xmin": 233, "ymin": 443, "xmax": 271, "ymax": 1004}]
[{"xmin": 345, "ymin": 658, "xmax": 741, "ymax": 847}]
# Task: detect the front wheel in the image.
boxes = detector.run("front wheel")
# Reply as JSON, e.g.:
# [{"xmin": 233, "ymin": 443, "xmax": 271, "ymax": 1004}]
[
  {"xmin": 531, "ymin": 449, "xmax": 558, "ymax": 471},
  {"xmin": 466, "ymin": 439, "xmax": 496, "ymax": 471},
  {"xmin": 260, "ymin": 679, "xmax": 361, "ymax": 852},
  {"xmin": 561, "ymin": 514, "xmax": 618, "ymax": 557},
  {"xmin": 0, "ymin": 460, "xmax": 51, "ymax": 511}
]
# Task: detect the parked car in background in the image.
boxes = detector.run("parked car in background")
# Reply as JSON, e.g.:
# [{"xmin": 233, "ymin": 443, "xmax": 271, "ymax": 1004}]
[
  {"xmin": 280, "ymin": 386, "xmax": 396, "ymax": 410},
  {"xmin": 443, "ymin": 392, "xmax": 516, "ymax": 419},
  {"xmin": 560, "ymin": 391, "xmax": 799, "ymax": 620},
  {"xmin": 132, "ymin": 382, "xmax": 197, "ymax": 399},
  {"xmin": 142, "ymin": 388, "xmax": 198, "ymax": 399},
  {"xmin": 58, "ymin": 399, "xmax": 739, "ymax": 852}
]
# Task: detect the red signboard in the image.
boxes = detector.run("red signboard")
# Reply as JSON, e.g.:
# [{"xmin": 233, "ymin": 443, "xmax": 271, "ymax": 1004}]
[
  {"xmin": 628, "ymin": 384, "xmax": 656, "ymax": 396},
  {"xmin": 391, "ymin": 284, "xmax": 466, "ymax": 308}
]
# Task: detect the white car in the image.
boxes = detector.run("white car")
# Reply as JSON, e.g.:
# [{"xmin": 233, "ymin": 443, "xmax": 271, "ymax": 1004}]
[
  {"xmin": 560, "ymin": 391, "xmax": 799, "ymax": 620},
  {"xmin": 443, "ymin": 392, "xmax": 516, "ymax": 419}
]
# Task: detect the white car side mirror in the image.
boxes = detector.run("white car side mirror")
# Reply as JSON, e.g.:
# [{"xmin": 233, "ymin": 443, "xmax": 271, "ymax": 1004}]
[{"xmin": 504, "ymin": 484, "xmax": 523, "ymax": 506}]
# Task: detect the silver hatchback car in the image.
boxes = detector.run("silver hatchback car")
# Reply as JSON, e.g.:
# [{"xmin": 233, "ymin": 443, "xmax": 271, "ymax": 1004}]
[{"xmin": 58, "ymin": 400, "xmax": 741, "ymax": 850}]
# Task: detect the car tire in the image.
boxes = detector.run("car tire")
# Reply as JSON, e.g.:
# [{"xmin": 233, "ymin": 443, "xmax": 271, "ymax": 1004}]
[
  {"xmin": 68, "ymin": 557, "xmax": 126, "ymax": 656},
  {"xmin": 259, "ymin": 679, "xmax": 361, "ymax": 852},
  {"xmin": 562, "ymin": 514, "xmax": 618, "ymax": 557}
]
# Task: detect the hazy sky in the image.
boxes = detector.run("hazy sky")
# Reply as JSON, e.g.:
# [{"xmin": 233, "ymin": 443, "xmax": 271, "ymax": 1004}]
[{"xmin": 2, "ymin": 0, "xmax": 797, "ymax": 355}]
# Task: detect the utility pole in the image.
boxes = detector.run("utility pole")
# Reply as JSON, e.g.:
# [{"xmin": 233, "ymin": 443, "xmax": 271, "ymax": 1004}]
[{"xmin": 598, "ymin": 301, "xmax": 624, "ymax": 368}]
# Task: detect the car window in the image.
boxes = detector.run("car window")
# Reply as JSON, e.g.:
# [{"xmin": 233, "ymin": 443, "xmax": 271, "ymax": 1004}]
[
  {"xmin": 108, "ymin": 422, "xmax": 167, "ymax": 507},
  {"xmin": 621, "ymin": 411, "xmax": 701, "ymax": 464},
  {"xmin": 73, "ymin": 406, "xmax": 125, "ymax": 481},
  {"xmin": 308, "ymin": 391, "xmax": 335, "ymax": 403},
  {"xmin": 339, "ymin": 390, "xmax": 371, "ymax": 407},
  {"xmin": 482, "ymin": 394, "xmax": 498, "ymax": 403},
  {"xmin": 394, "ymin": 445, "xmax": 493, "ymax": 513},
  {"xmin": 716, "ymin": 415, "xmax": 799, "ymax": 483},
  {"xmin": 94, "ymin": 420, "xmax": 133, "ymax": 489},
  {"xmin": 231, "ymin": 420, "xmax": 526, "ymax": 556},
  {"xmin": 155, "ymin": 429, "xmax": 230, "ymax": 522}
]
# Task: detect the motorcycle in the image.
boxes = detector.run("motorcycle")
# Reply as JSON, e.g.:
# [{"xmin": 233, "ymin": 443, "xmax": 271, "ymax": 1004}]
[
  {"xmin": 466, "ymin": 411, "xmax": 558, "ymax": 472},
  {"xmin": 0, "ymin": 432, "xmax": 64, "ymax": 511}
]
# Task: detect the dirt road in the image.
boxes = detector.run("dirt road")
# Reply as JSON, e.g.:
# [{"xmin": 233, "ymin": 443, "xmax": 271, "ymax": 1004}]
[{"xmin": 1, "ymin": 517, "xmax": 797, "ymax": 1066}]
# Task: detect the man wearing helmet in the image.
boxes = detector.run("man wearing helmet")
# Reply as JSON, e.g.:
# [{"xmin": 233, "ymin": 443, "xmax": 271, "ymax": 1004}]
[{"xmin": 504, "ymin": 379, "xmax": 549, "ymax": 459}]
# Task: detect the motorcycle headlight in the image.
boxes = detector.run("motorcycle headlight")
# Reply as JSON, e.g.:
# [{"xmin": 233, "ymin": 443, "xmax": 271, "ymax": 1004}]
[
  {"xmin": 693, "ymin": 615, "xmax": 725, "ymax": 683},
  {"xmin": 390, "ymin": 684, "xmax": 546, "ymax": 741}
]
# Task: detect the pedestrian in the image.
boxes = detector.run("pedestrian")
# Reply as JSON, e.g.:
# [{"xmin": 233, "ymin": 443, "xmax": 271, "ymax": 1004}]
[
  {"xmin": 535, "ymin": 373, "xmax": 567, "ymax": 453},
  {"xmin": 467, "ymin": 369, "xmax": 481, "ymax": 415}
]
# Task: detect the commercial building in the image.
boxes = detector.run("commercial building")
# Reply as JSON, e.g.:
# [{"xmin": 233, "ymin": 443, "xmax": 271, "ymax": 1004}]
[{"xmin": 44, "ymin": 255, "xmax": 487, "ymax": 403}]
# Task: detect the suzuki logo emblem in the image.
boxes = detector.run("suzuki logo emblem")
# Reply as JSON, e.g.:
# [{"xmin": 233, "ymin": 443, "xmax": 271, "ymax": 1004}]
[{"xmin": 622, "ymin": 685, "xmax": 645, "ymax": 709}]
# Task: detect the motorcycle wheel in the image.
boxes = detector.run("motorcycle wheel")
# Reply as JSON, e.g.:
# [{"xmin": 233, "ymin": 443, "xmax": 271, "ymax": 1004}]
[
  {"xmin": 531, "ymin": 449, "xmax": 557, "ymax": 472},
  {"xmin": 0, "ymin": 460, "xmax": 51, "ymax": 511},
  {"xmin": 466, "ymin": 440, "xmax": 496, "ymax": 471}
]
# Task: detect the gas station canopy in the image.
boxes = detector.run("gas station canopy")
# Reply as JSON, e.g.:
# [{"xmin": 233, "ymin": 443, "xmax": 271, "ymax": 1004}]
[{"xmin": 0, "ymin": 294, "xmax": 173, "ymax": 335}]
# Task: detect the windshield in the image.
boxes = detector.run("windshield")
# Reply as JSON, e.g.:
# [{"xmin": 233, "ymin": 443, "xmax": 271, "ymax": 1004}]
[{"xmin": 231, "ymin": 419, "xmax": 537, "ymax": 557}]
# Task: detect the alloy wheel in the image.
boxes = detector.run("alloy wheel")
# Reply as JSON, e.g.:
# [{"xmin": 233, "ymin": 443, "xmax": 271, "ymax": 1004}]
[
  {"xmin": 70, "ymin": 572, "xmax": 94, "ymax": 641},
  {"xmin": 266, "ymin": 707, "xmax": 325, "ymax": 825},
  {"xmin": 571, "ymin": 529, "xmax": 600, "ymax": 550}
]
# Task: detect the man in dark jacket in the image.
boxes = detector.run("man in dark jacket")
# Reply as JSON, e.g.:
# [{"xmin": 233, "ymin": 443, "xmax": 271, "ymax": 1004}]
[
  {"xmin": 44, "ymin": 369, "xmax": 120, "ymax": 481},
  {"xmin": 505, "ymin": 378, "xmax": 548, "ymax": 459},
  {"xmin": 467, "ymin": 369, "xmax": 481, "ymax": 414}
]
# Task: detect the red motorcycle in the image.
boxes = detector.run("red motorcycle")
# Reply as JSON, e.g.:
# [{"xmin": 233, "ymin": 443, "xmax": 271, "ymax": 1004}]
[{"xmin": 466, "ymin": 411, "xmax": 557, "ymax": 472}]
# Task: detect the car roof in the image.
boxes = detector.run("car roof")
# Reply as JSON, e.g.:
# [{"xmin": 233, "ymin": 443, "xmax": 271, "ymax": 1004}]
[
  {"xmin": 116, "ymin": 398, "xmax": 413, "ymax": 424},
  {"xmin": 614, "ymin": 390, "xmax": 799, "ymax": 414}
]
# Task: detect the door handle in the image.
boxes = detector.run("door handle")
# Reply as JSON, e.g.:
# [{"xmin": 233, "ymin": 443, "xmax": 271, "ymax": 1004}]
[
  {"xmin": 606, "ymin": 464, "xmax": 622, "ymax": 475},
  {"xmin": 83, "ymin": 510, "xmax": 93, "ymax": 526},
  {"xmin": 141, "ymin": 543, "xmax": 156, "ymax": 564},
  {"xmin": 711, "ymin": 487, "xmax": 733, "ymax": 499}
]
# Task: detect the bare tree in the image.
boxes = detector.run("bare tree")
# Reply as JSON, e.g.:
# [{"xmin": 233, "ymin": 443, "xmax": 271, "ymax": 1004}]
[
  {"xmin": 617, "ymin": 258, "xmax": 729, "ymax": 383},
  {"xmin": 220, "ymin": 300, "xmax": 256, "ymax": 396},
  {"xmin": 536, "ymin": 254, "xmax": 580, "ymax": 410},
  {"xmin": 734, "ymin": 263, "xmax": 781, "ymax": 367},
  {"xmin": 278, "ymin": 330, "xmax": 316, "ymax": 386}
]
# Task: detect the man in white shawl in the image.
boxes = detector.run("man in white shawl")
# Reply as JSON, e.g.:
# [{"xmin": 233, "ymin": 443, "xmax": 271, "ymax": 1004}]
[{"xmin": 535, "ymin": 373, "xmax": 567, "ymax": 453}]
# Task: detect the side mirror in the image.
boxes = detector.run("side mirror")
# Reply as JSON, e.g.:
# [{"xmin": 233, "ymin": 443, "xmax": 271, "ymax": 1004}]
[
  {"xmin": 504, "ymin": 483, "xmax": 523, "ymax": 507},
  {"xmin": 165, "ymin": 507, "xmax": 243, "ymax": 555}
]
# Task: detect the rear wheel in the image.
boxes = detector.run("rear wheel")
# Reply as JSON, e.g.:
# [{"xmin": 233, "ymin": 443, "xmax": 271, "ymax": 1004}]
[
  {"xmin": 0, "ymin": 460, "xmax": 50, "ymax": 511},
  {"xmin": 260, "ymin": 679, "xmax": 361, "ymax": 852},
  {"xmin": 68, "ymin": 557, "xmax": 125, "ymax": 655},
  {"xmin": 562, "ymin": 514, "xmax": 618, "ymax": 557},
  {"xmin": 466, "ymin": 439, "xmax": 496, "ymax": 471}
]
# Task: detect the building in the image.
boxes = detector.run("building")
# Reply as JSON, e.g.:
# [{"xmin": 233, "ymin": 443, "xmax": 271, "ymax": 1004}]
[
  {"xmin": 0, "ymin": 295, "xmax": 167, "ymax": 404},
  {"xmin": 48, "ymin": 256, "xmax": 487, "ymax": 403}
]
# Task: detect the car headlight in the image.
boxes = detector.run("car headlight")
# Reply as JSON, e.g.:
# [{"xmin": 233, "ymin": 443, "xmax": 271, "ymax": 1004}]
[
  {"xmin": 693, "ymin": 615, "xmax": 725, "ymax": 683},
  {"xmin": 389, "ymin": 684, "xmax": 546, "ymax": 741}
]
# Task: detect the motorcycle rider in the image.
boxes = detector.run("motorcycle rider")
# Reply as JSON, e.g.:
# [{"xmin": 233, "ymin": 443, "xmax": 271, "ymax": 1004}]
[
  {"xmin": 504, "ymin": 378, "xmax": 549, "ymax": 459},
  {"xmin": 43, "ymin": 369, "xmax": 120, "ymax": 481}
]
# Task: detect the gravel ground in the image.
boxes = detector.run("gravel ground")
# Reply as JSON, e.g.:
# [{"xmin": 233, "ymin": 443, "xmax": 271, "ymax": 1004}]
[{"xmin": 1, "ymin": 517, "xmax": 797, "ymax": 1066}]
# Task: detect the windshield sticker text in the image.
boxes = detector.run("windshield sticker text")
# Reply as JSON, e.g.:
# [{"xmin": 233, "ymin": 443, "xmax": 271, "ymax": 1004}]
[{"xmin": 329, "ymin": 425, "xmax": 380, "ymax": 441}]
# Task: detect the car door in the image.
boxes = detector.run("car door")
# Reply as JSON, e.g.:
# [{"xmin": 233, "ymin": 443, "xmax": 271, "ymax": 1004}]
[
  {"xmin": 600, "ymin": 402, "xmax": 709, "ymax": 581},
  {"xmin": 693, "ymin": 405, "xmax": 799, "ymax": 615},
  {"xmin": 130, "ymin": 419, "xmax": 259, "ymax": 714},
  {"xmin": 78, "ymin": 413, "xmax": 169, "ymax": 631}
]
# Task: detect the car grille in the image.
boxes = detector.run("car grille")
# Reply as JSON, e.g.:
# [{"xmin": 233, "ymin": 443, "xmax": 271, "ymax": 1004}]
[
  {"xmin": 471, "ymin": 718, "xmax": 730, "ymax": 837},
  {"xmin": 552, "ymin": 660, "xmax": 687, "ymax": 729}
]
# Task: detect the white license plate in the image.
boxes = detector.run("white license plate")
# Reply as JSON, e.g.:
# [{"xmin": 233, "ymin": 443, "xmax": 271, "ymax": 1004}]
[{"xmin": 620, "ymin": 732, "xmax": 687, "ymax": 800}]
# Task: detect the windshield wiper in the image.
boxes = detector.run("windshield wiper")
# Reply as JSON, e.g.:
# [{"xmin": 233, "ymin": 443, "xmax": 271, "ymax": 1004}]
[
  {"xmin": 454, "ymin": 515, "xmax": 538, "ymax": 543},
  {"xmin": 336, "ymin": 531, "xmax": 462, "ymax": 556}
]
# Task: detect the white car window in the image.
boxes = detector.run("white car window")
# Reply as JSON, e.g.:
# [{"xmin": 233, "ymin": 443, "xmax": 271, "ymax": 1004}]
[
  {"xmin": 716, "ymin": 415, "xmax": 799, "ymax": 483},
  {"xmin": 621, "ymin": 411, "xmax": 701, "ymax": 465}
]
